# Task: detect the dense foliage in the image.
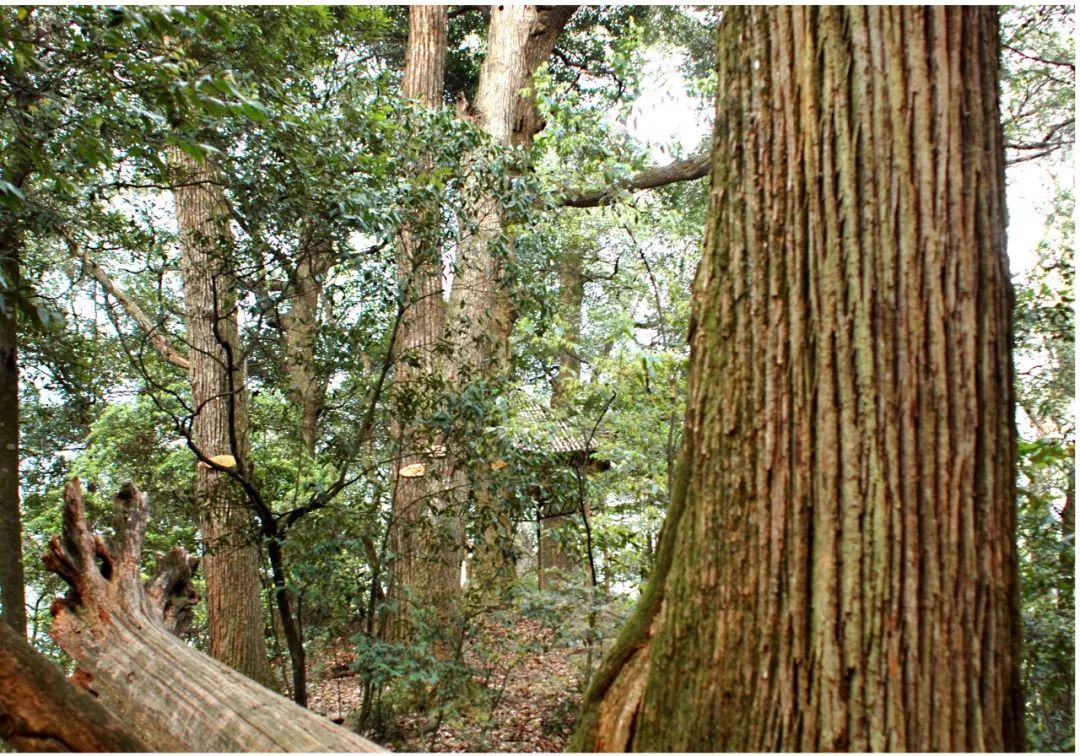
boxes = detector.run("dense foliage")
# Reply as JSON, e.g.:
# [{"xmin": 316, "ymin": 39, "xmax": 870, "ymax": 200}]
[
  {"xmin": 1000, "ymin": 6, "xmax": 1075, "ymax": 751},
  {"xmin": 1, "ymin": 5, "xmax": 1073, "ymax": 751}
]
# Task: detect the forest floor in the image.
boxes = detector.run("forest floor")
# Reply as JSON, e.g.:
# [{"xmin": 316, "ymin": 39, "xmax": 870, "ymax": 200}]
[{"xmin": 307, "ymin": 615, "xmax": 586, "ymax": 752}]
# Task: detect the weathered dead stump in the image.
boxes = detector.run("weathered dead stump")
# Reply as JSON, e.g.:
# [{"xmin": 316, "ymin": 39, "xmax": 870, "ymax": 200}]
[{"xmin": 39, "ymin": 478, "xmax": 384, "ymax": 752}]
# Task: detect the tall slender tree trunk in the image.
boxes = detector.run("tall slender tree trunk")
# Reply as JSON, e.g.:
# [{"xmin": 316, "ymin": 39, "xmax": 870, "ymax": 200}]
[
  {"xmin": 0, "ymin": 104, "xmax": 34, "ymax": 637},
  {"xmin": 0, "ymin": 222, "xmax": 26, "ymax": 636},
  {"xmin": 172, "ymin": 151, "xmax": 274, "ymax": 688},
  {"xmin": 281, "ymin": 232, "xmax": 332, "ymax": 457},
  {"xmin": 448, "ymin": 4, "xmax": 577, "ymax": 591},
  {"xmin": 551, "ymin": 252, "xmax": 584, "ymax": 405},
  {"xmin": 573, "ymin": 6, "xmax": 1023, "ymax": 751},
  {"xmin": 384, "ymin": 4, "xmax": 464, "ymax": 642}
]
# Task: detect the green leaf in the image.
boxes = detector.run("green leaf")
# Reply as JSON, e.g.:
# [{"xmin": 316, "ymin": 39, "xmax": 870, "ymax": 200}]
[
  {"xmin": 0, "ymin": 180, "xmax": 26, "ymax": 209},
  {"xmin": 173, "ymin": 139, "xmax": 207, "ymax": 163}
]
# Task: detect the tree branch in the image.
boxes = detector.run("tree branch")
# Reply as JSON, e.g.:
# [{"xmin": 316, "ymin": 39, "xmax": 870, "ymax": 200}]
[
  {"xmin": 72, "ymin": 246, "xmax": 191, "ymax": 371},
  {"xmin": 1003, "ymin": 43, "xmax": 1075, "ymax": 72},
  {"xmin": 560, "ymin": 151, "xmax": 710, "ymax": 208}
]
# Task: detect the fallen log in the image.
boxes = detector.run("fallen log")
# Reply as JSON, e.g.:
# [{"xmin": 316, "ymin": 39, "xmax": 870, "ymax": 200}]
[
  {"xmin": 40, "ymin": 478, "xmax": 383, "ymax": 752},
  {"xmin": 0, "ymin": 621, "xmax": 150, "ymax": 751}
]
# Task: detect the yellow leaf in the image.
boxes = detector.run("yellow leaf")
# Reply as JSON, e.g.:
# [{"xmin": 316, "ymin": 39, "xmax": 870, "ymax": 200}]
[
  {"xmin": 489, "ymin": 459, "xmax": 508, "ymax": 471},
  {"xmin": 208, "ymin": 454, "xmax": 237, "ymax": 469},
  {"xmin": 400, "ymin": 463, "xmax": 426, "ymax": 478}
]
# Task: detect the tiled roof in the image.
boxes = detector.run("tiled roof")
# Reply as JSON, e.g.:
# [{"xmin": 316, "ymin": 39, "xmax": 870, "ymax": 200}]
[{"xmin": 510, "ymin": 394, "xmax": 594, "ymax": 455}]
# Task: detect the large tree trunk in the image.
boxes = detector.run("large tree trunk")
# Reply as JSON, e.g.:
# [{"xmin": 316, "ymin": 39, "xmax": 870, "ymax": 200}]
[
  {"xmin": 172, "ymin": 151, "xmax": 275, "ymax": 688},
  {"xmin": 448, "ymin": 4, "xmax": 577, "ymax": 591},
  {"xmin": 572, "ymin": 6, "xmax": 1023, "ymax": 751},
  {"xmin": 0, "ymin": 224, "xmax": 26, "ymax": 637},
  {"xmin": 385, "ymin": 4, "xmax": 463, "ymax": 642},
  {"xmin": 33, "ymin": 478, "xmax": 382, "ymax": 752}
]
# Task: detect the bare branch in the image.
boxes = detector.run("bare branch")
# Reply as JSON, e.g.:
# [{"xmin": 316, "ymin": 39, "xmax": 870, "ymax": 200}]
[
  {"xmin": 71, "ymin": 245, "xmax": 191, "ymax": 371},
  {"xmin": 1003, "ymin": 43, "xmax": 1075, "ymax": 72},
  {"xmin": 561, "ymin": 151, "xmax": 710, "ymax": 209}
]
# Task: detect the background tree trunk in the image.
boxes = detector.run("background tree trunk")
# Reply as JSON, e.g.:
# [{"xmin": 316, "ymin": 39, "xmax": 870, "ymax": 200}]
[
  {"xmin": 539, "ymin": 251, "xmax": 586, "ymax": 590},
  {"xmin": 0, "ymin": 225, "xmax": 26, "ymax": 637},
  {"xmin": 386, "ymin": 4, "xmax": 464, "ymax": 642},
  {"xmin": 448, "ymin": 3, "xmax": 577, "ymax": 591},
  {"xmin": 0, "ymin": 83, "xmax": 35, "ymax": 639},
  {"xmin": 573, "ymin": 6, "xmax": 1024, "ymax": 751},
  {"xmin": 172, "ymin": 151, "xmax": 274, "ymax": 688},
  {"xmin": 281, "ymin": 231, "xmax": 332, "ymax": 456}
]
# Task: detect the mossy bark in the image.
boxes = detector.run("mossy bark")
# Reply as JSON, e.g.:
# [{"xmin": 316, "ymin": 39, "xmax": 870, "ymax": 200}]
[{"xmin": 573, "ymin": 6, "xmax": 1023, "ymax": 751}]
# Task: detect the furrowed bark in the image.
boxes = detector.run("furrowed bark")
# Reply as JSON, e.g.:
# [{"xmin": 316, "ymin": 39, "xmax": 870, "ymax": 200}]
[
  {"xmin": 574, "ymin": 6, "xmax": 1023, "ymax": 751},
  {"xmin": 171, "ymin": 150, "xmax": 275, "ymax": 689},
  {"xmin": 41, "ymin": 478, "xmax": 383, "ymax": 752},
  {"xmin": 386, "ymin": 3, "xmax": 463, "ymax": 643},
  {"xmin": 384, "ymin": 4, "xmax": 468, "ymax": 643}
]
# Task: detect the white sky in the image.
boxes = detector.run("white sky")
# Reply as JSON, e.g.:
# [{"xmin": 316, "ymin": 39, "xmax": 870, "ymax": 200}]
[
  {"xmin": 1006, "ymin": 159, "xmax": 1067, "ymax": 277},
  {"xmin": 626, "ymin": 47, "xmax": 1065, "ymax": 279}
]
